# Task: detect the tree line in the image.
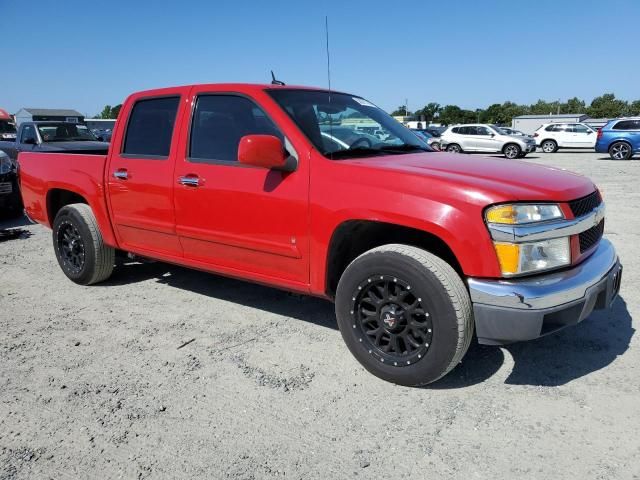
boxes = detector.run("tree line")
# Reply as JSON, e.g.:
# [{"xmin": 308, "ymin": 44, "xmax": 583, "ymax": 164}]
[
  {"xmin": 94, "ymin": 104, "xmax": 122, "ymax": 119},
  {"xmin": 391, "ymin": 93, "xmax": 640, "ymax": 126}
]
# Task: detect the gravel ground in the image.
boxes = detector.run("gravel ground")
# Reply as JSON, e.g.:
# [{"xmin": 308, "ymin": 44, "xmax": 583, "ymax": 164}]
[{"xmin": 1, "ymin": 150, "xmax": 638, "ymax": 479}]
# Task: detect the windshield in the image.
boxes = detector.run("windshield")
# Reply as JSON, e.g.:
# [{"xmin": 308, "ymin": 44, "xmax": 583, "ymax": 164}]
[
  {"xmin": 37, "ymin": 123, "xmax": 97, "ymax": 142},
  {"xmin": 0, "ymin": 121, "xmax": 16, "ymax": 134},
  {"xmin": 267, "ymin": 89, "xmax": 431, "ymax": 159}
]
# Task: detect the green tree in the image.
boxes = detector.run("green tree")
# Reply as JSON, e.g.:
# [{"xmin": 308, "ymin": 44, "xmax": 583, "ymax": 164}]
[
  {"xmin": 391, "ymin": 105, "xmax": 411, "ymax": 116},
  {"xmin": 111, "ymin": 104, "xmax": 122, "ymax": 119},
  {"xmin": 628, "ymin": 100, "xmax": 640, "ymax": 116},
  {"xmin": 97, "ymin": 105, "xmax": 112, "ymax": 119},
  {"xmin": 530, "ymin": 99, "xmax": 559, "ymax": 115},
  {"xmin": 564, "ymin": 97, "xmax": 586, "ymax": 113},
  {"xmin": 415, "ymin": 102, "xmax": 441, "ymax": 123},
  {"xmin": 587, "ymin": 93, "xmax": 628, "ymax": 118}
]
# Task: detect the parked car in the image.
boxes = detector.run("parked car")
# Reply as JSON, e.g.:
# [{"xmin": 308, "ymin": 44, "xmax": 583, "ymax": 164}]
[
  {"xmin": 0, "ymin": 122, "xmax": 109, "ymax": 161},
  {"xmin": 440, "ymin": 124, "xmax": 537, "ymax": 158},
  {"xmin": 92, "ymin": 128, "xmax": 113, "ymax": 142},
  {"xmin": 0, "ymin": 150, "xmax": 22, "ymax": 217},
  {"xmin": 0, "ymin": 117, "xmax": 17, "ymax": 142},
  {"xmin": 533, "ymin": 123, "xmax": 597, "ymax": 153},
  {"xmin": 411, "ymin": 129, "xmax": 441, "ymax": 150},
  {"xmin": 595, "ymin": 117, "xmax": 640, "ymax": 160},
  {"xmin": 18, "ymin": 83, "xmax": 621, "ymax": 387}
]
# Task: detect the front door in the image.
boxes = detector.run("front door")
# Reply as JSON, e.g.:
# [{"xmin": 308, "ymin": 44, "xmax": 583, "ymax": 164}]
[
  {"xmin": 106, "ymin": 92, "xmax": 185, "ymax": 257},
  {"xmin": 173, "ymin": 90, "xmax": 310, "ymax": 287},
  {"xmin": 473, "ymin": 126, "xmax": 502, "ymax": 151},
  {"xmin": 571, "ymin": 124, "xmax": 597, "ymax": 147}
]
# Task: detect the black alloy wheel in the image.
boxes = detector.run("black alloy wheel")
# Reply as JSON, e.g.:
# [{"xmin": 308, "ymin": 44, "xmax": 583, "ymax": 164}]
[
  {"xmin": 57, "ymin": 221, "xmax": 86, "ymax": 274},
  {"xmin": 351, "ymin": 275, "xmax": 433, "ymax": 366}
]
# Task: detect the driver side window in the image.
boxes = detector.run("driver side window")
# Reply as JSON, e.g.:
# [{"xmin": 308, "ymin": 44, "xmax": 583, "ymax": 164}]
[
  {"xmin": 21, "ymin": 125, "xmax": 37, "ymax": 144},
  {"xmin": 189, "ymin": 95, "xmax": 283, "ymax": 164}
]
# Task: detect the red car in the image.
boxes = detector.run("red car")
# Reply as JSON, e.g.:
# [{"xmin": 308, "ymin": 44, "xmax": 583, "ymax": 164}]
[{"xmin": 18, "ymin": 83, "xmax": 622, "ymax": 386}]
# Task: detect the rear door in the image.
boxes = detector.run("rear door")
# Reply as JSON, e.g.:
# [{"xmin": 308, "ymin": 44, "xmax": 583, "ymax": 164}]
[
  {"xmin": 106, "ymin": 90, "xmax": 186, "ymax": 257},
  {"xmin": 550, "ymin": 124, "xmax": 571, "ymax": 146},
  {"xmin": 172, "ymin": 88, "xmax": 310, "ymax": 286}
]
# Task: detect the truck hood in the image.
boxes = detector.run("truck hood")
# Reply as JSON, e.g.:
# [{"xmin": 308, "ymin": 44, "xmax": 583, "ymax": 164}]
[{"xmin": 345, "ymin": 152, "xmax": 595, "ymax": 203}]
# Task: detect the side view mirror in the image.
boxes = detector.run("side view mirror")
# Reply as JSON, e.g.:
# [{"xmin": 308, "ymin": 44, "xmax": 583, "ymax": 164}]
[
  {"xmin": 490, "ymin": 133, "xmax": 495, "ymax": 137},
  {"xmin": 238, "ymin": 134, "xmax": 297, "ymax": 172},
  {"xmin": 22, "ymin": 137, "xmax": 37, "ymax": 145}
]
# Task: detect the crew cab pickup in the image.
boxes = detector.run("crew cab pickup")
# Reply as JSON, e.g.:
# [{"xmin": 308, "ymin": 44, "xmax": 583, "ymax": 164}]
[
  {"xmin": 18, "ymin": 84, "xmax": 623, "ymax": 386},
  {"xmin": 0, "ymin": 121, "xmax": 109, "ymax": 161}
]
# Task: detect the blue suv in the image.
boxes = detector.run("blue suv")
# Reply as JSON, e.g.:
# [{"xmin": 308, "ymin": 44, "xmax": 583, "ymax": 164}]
[{"xmin": 595, "ymin": 118, "xmax": 640, "ymax": 160}]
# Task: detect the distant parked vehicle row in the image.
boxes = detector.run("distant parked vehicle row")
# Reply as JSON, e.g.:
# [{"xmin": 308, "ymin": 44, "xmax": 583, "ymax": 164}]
[
  {"xmin": 595, "ymin": 117, "xmax": 640, "ymax": 160},
  {"xmin": 439, "ymin": 124, "xmax": 537, "ymax": 159},
  {"xmin": 533, "ymin": 122, "xmax": 597, "ymax": 153}
]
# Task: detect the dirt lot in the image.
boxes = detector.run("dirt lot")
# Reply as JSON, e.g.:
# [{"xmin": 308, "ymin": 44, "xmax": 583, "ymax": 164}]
[{"xmin": 1, "ymin": 150, "xmax": 638, "ymax": 479}]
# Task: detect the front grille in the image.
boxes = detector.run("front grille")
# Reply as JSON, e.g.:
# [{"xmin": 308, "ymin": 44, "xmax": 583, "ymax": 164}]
[
  {"xmin": 569, "ymin": 191, "xmax": 602, "ymax": 218},
  {"xmin": 579, "ymin": 220, "xmax": 604, "ymax": 253}
]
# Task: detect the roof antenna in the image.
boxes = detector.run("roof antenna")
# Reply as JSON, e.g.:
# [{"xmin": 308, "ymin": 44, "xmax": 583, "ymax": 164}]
[
  {"xmin": 271, "ymin": 70, "xmax": 285, "ymax": 86},
  {"xmin": 325, "ymin": 16, "xmax": 331, "ymax": 92}
]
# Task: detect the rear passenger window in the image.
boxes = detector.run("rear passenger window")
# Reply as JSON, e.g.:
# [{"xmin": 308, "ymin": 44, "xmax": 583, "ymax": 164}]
[
  {"xmin": 613, "ymin": 120, "xmax": 639, "ymax": 130},
  {"xmin": 122, "ymin": 96, "xmax": 180, "ymax": 158},
  {"xmin": 189, "ymin": 95, "xmax": 282, "ymax": 163}
]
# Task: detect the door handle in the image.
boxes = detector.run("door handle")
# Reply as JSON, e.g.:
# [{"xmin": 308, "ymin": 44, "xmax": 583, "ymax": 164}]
[
  {"xmin": 113, "ymin": 169, "xmax": 128, "ymax": 180},
  {"xmin": 178, "ymin": 175, "xmax": 201, "ymax": 187}
]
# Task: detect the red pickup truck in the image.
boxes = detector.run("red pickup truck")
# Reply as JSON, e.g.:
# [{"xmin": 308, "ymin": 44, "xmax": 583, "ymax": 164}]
[{"xmin": 18, "ymin": 84, "xmax": 622, "ymax": 386}]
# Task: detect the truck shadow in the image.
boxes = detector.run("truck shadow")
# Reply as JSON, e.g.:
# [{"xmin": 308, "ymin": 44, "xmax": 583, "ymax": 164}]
[
  {"xmin": 102, "ymin": 260, "xmax": 337, "ymax": 330},
  {"xmin": 433, "ymin": 296, "xmax": 633, "ymax": 388},
  {"xmin": 103, "ymin": 261, "xmax": 633, "ymax": 388}
]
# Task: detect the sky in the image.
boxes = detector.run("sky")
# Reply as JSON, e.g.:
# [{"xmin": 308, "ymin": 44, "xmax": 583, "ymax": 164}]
[{"xmin": 1, "ymin": 0, "xmax": 639, "ymax": 116}]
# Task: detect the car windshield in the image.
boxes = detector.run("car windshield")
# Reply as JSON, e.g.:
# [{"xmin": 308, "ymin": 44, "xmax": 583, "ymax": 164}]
[
  {"xmin": 37, "ymin": 123, "xmax": 97, "ymax": 142},
  {"xmin": 492, "ymin": 125, "xmax": 509, "ymax": 134},
  {"xmin": 0, "ymin": 121, "xmax": 16, "ymax": 134},
  {"xmin": 267, "ymin": 89, "xmax": 431, "ymax": 159}
]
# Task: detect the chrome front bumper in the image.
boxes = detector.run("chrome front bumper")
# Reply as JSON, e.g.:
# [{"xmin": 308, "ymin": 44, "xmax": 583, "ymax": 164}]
[{"xmin": 468, "ymin": 239, "xmax": 622, "ymax": 345}]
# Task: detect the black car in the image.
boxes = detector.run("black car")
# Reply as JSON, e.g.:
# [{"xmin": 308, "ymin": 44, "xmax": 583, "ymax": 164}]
[{"xmin": 0, "ymin": 150, "xmax": 22, "ymax": 217}]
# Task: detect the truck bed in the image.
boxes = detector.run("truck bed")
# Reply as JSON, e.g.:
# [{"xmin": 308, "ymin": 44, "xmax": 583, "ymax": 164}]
[{"xmin": 19, "ymin": 151, "xmax": 117, "ymax": 246}]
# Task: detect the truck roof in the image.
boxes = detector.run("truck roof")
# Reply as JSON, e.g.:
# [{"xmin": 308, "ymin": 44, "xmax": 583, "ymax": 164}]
[{"xmin": 130, "ymin": 83, "xmax": 346, "ymax": 97}]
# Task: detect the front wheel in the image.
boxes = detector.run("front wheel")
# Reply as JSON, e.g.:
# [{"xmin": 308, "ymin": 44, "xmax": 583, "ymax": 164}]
[
  {"xmin": 53, "ymin": 203, "xmax": 115, "ymax": 285},
  {"xmin": 503, "ymin": 143, "xmax": 521, "ymax": 159},
  {"xmin": 609, "ymin": 141, "xmax": 632, "ymax": 160},
  {"xmin": 335, "ymin": 244, "xmax": 474, "ymax": 386}
]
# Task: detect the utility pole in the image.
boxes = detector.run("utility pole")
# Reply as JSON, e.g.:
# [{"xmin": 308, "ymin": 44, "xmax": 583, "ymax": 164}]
[{"xmin": 405, "ymin": 98, "xmax": 408, "ymax": 117}]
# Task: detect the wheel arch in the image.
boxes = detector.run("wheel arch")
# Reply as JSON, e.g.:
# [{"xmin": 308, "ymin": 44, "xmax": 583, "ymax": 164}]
[
  {"xmin": 324, "ymin": 220, "xmax": 464, "ymax": 299},
  {"xmin": 45, "ymin": 187, "xmax": 118, "ymax": 247}
]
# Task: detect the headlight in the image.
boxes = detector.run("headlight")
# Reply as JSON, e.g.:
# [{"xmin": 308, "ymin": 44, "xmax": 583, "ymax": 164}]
[
  {"xmin": 494, "ymin": 237, "xmax": 571, "ymax": 276},
  {"xmin": 486, "ymin": 203, "xmax": 564, "ymax": 224},
  {"xmin": 0, "ymin": 155, "xmax": 12, "ymax": 175}
]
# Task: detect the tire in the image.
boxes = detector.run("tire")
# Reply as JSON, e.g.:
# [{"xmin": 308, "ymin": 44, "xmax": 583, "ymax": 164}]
[
  {"xmin": 52, "ymin": 203, "xmax": 115, "ymax": 285},
  {"xmin": 541, "ymin": 140, "xmax": 558, "ymax": 153},
  {"xmin": 503, "ymin": 143, "xmax": 521, "ymax": 159},
  {"xmin": 446, "ymin": 143, "xmax": 462, "ymax": 153},
  {"xmin": 335, "ymin": 244, "xmax": 474, "ymax": 386},
  {"xmin": 609, "ymin": 141, "xmax": 632, "ymax": 160}
]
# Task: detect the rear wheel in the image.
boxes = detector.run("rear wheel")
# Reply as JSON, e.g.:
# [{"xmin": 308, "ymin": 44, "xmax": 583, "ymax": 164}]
[
  {"xmin": 52, "ymin": 203, "xmax": 114, "ymax": 285},
  {"xmin": 609, "ymin": 141, "xmax": 632, "ymax": 160},
  {"xmin": 335, "ymin": 244, "xmax": 474, "ymax": 386},
  {"xmin": 446, "ymin": 143, "xmax": 462, "ymax": 153},
  {"xmin": 503, "ymin": 143, "xmax": 521, "ymax": 159},
  {"xmin": 541, "ymin": 140, "xmax": 558, "ymax": 153}
]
